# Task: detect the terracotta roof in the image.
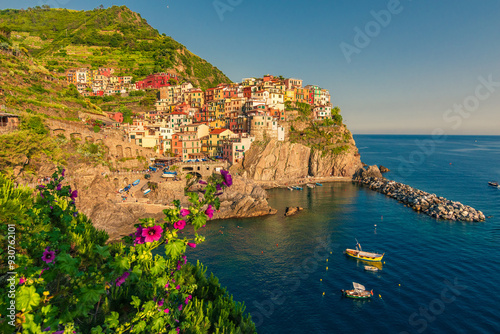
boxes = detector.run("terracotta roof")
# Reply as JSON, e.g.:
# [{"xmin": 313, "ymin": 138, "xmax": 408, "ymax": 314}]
[{"xmin": 210, "ymin": 128, "xmax": 228, "ymax": 135}]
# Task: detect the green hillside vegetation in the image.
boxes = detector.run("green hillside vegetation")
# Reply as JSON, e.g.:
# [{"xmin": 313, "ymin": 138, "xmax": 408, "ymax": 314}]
[
  {"xmin": 0, "ymin": 170, "xmax": 256, "ymax": 333},
  {"xmin": 0, "ymin": 5, "xmax": 231, "ymax": 89}
]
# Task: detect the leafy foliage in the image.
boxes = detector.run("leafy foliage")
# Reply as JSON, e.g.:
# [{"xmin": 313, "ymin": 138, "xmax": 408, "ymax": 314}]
[{"xmin": 0, "ymin": 168, "xmax": 256, "ymax": 333}]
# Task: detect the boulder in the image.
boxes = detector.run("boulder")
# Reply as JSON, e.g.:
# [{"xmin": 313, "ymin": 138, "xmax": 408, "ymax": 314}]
[
  {"xmin": 284, "ymin": 207, "xmax": 303, "ymax": 217},
  {"xmin": 379, "ymin": 165, "xmax": 390, "ymax": 173}
]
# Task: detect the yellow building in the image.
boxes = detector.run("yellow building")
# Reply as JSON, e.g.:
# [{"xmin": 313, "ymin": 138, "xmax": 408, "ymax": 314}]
[{"xmin": 207, "ymin": 128, "xmax": 234, "ymax": 156}]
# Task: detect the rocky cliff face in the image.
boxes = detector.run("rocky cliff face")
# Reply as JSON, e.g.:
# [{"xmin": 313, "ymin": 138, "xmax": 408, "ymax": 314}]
[
  {"xmin": 70, "ymin": 170, "xmax": 275, "ymax": 241},
  {"xmin": 240, "ymin": 130, "xmax": 362, "ymax": 181}
]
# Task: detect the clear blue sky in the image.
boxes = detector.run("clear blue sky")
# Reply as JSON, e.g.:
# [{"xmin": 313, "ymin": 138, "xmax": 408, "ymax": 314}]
[{"xmin": 2, "ymin": 0, "xmax": 499, "ymax": 135}]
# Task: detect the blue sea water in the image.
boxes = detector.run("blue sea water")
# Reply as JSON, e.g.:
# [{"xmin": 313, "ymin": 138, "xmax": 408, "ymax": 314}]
[{"xmin": 189, "ymin": 135, "xmax": 500, "ymax": 334}]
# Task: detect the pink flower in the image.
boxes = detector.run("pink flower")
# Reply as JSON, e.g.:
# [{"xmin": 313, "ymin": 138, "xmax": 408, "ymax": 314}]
[
  {"xmin": 142, "ymin": 225, "xmax": 163, "ymax": 243},
  {"xmin": 70, "ymin": 189, "xmax": 78, "ymax": 199},
  {"xmin": 40, "ymin": 267, "xmax": 49, "ymax": 277},
  {"xmin": 187, "ymin": 242, "xmax": 197, "ymax": 248},
  {"xmin": 176, "ymin": 285, "xmax": 180, "ymax": 290},
  {"xmin": 198, "ymin": 180, "xmax": 207, "ymax": 185},
  {"xmin": 158, "ymin": 299, "xmax": 164, "ymax": 307},
  {"xmin": 56, "ymin": 184, "xmax": 62, "ymax": 191},
  {"xmin": 178, "ymin": 304, "xmax": 183, "ymax": 311},
  {"xmin": 180, "ymin": 209, "xmax": 190, "ymax": 217},
  {"xmin": 164, "ymin": 308, "xmax": 170, "ymax": 313},
  {"xmin": 42, "ymin": 247, "xmax": 56, "ymax": 264},
  {"xmin": 19, "ymin": 277, "xmax": 26, "ymax": 285},
  {"xmin": 173, "ymin": 220, "xmax": 186, "ymax": 230},
  {"xmin": 205, "ymin": 205, "xmax": 214, "ymax": 219}
]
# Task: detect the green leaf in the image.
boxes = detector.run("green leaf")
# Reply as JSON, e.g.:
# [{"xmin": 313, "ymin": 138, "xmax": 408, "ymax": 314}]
[
  {"xmin": 114, "ymin": 254, "xmax": 130, "ymax": 270},
  {"xmin": 17, "ymin": 285, "xmax": 41, "ymax": 312},
  {"xmin": 105, "ymin": 312, "xmax": 120, "ymax": 329},
  {"xmin": 131, "ymin": 296, "xmax": 141, "ymax": 309},
  {"xmin": 81, "ymin": 286, "xmax": 105, "ymax": 305},
  {"xmin": 91, "ymin": 326, "xmax": 104, "ymax": 334},
  {"xmin": 187, "ymin": 191, "xmax": 199, "ymax": 204},
  {"xmin": 192, "ymin": 214, "xmax": 207, "ymax": 230},
  {"xmin": 58, "ymin": 252, "xmax": 79, "ymax": 275},
  {"xmin": 94, "ymin": 245, "xmax": 110, "ymax": 259},
  {"xmin": 152, "ymin": 317, "xmax": 165, "ymax": 331},
  {"xmin": 213, "ymin": 196, "xmax": 221, "ymax": 210},
  {"xmin": 164, "ymin": 239, "xmax": 186, "ymax": 258},
  {"xmin": 132, "ymin": 320, "xmax": 146, "ymax": 333},
  {"xmin": 150, "ymin": 256, "xmax": 166, "ymax": 276}
]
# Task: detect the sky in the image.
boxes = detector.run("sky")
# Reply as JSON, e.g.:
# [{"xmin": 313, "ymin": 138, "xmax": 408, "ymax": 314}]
[{"xmin": 1, "ymin": 0, "xmax": 499, "ymax": 135}]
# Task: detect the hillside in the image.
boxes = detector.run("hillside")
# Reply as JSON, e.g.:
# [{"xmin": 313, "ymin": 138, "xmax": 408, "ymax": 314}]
[{"xmin": 0, "ymin": 5, "xmax": 231, "ymax": 89}]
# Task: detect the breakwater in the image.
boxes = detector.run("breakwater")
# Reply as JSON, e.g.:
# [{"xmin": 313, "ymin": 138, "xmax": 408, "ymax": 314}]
[{"xmin": 356, "ymin": 177, "xmax": 486, "ymax": 222}]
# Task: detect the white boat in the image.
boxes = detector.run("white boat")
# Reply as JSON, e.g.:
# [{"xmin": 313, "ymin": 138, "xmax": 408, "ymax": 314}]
[
  {"xmin": 306, "ymin": 184, "xmax": 315, "ymax": 188},
  {"xmin": 364, "ymin": 265, "xmax": 379, "ymax": 272},
  {"xmin": 287, "ymin": 187, "xmax": 294, "ymax": 191},
  {"xmin": 143, "ymin": 188, "xmax": 151, "ymax": 195},
  {"xmin": 341, "ymin": 282, "xmax": 373, "ymax": 299}
]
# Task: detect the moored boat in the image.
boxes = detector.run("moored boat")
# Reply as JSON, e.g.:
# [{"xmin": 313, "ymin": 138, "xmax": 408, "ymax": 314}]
[
  {"xmin": 364, "ymin": 265, "xmax": 379, "ymax": 272},
  {"xmin": 143, "ymin": 188, "xmax": 151, "ymax": 195},
  {"xmin": 345, "ymin": 240, "xmax": 384, "ymax": 262},
  {"xmin": 132, "ymin": 179, "xmax": 140, "ymax": 186},
  {"xmin": 488, "ymin": 181, "xmax": 499, "ymax": 187},
  {"xmin": 316, "ymin": 183, "xmax": 323, "ymax": 186},
  {"xmin": 293, "ymin": 186, "xmax": 303, "ymax": 190},
  {"xmin": 341, "ymin": 282, "xmax": 373, "ymax": 299},
  {"xmin": 306, "ymin": 184, "xmax": 315, "ymax": 188},
  {"xmin": 287, "ymin": 187, "xmax": 294, "ymax": 191}
]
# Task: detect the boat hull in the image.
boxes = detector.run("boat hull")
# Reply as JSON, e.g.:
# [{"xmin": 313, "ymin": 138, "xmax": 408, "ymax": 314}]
[
  {"xmin": 341, "ymin": 290, "xmax": 372, "ymax": 299},
  {"xmin": 345, "ymin": 249, "xmax": 384, "ymax": 262}
]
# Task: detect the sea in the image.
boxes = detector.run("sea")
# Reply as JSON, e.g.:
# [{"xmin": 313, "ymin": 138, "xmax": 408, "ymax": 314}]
[{"xmin": 188, "ymin": 135, "xmax": 500, "ymax": 334}]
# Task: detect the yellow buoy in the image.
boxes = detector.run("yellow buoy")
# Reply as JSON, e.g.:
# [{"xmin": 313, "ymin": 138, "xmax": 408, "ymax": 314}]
[
  {"xmin": 326, "ymin": 259, "xmax": 328, "ymax": 262},
  {"xmin": 399, "ymin": 284, "xmax": 401, "ymax": 286},
  {"xmin": 320, "ymin": 279, "xmax": 322, "ymax": 281},
  {"xmin": 322, "ymin": 292, "xmax": 325, "ymax": 296},
  {"xmin": 326, "ymin": 266, "xmax": 328, "ymax": 270},
  {"xmin": 379, "ymin": 294, "xmax": 382, "ymax": 298},
  {"xmin": 330, "ymin": 252, "xmax": 332, "ymax": 254}
]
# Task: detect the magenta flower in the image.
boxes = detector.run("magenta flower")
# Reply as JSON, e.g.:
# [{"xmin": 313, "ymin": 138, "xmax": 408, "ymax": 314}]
[
  {"xmin": 40, "ymin": 267, "xmax": 49, "ymax": 277},
  {"xmin": 176, "ymin": 285, "xmax": 180, "ymax": 290},
  {"xmin": 115, "ymin": 271, "xmax": 130, "ymax": 287},
  {"xmin": 70, "ymin": 190, "xmax": 78, "ymax": 199},
  {"xmin": 62, "ymin": 169, "xmax": 66, "ymax": 177},
  {"xmin": 158, "ymin": 298, "xmax": 164, "ymax": 307},
  {"xmin": 221, "ymin": 170, "xmax": 232, "ymax": 187},
  {"xmin": 185, "ymin": 295, "xmax": 192, "ymax": 304},
  {"xmin": 164, "ymin": 308, "xmax": 170, "ymax": 313},
  {"xmin": 56, "ymin": 184, "xmax": 62, "ymax": 191},
  {"xmin": 180, "ymin": 209, "xmax": 190, "ymax": 217},
  {"xmin": 19, "ymin": 277, "xmax": 26, "ymax": 285},
  {"xmin": 134, "ymin": 236, "xmax": 145, "ymax": 245},
  {"xmin": 178, "ymin": 304, "xmax": 183, "ymax": 311},
  {"xmin": 216, "ymin": 184, "xmax": 222, "ymax": 191},
  {"xmin": 42, "ymin": 247, "xmax": 56, "ymax": 264},
  {"xmin": 38, "ymin": 185, "xmax": 45, "ymax": 189},
  {"xmin": 135, "ymin": 225, "xmax": 143, "ymax": 237},
  {"xmin": 173, "ymin": 220, "xmax": 186, "ymax": 230},
  {"xmin": 199, "ymin": 180, "xmax": 207, "ymax": 185},
  {"xmin": 205, "ymin": 205, "xmax": 214, "ymax": 219},
  {"xmin": 142, "ymin": 225, "xmax": 163, "ymax": 242},
  {"xmin": 40, "ymin": 191, "xmax": 44, "ymax": 199},
  {"xmin": 187, "ymin": 242, "xmax": 197, "ymax": 248}
]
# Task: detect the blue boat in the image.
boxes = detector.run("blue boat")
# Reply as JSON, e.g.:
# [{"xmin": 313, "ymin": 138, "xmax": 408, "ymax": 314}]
[
  {"xmin": 293, "ymin": 186, "xmax": 303, "ymax": 190},
  {"xmin": 316, "ymin": 183, "xmax": 323, "ymax": 186},
  {"xmin": 143, "ymin": 189, "xmax": 151, "ymax": 195},
  {"xmin": 132, "ymin": 179, "xmax": 140, "ymax": 186}
]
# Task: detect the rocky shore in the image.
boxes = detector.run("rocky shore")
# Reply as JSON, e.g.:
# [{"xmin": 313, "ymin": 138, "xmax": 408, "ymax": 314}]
[{"xmin": 354, "ymin": 166, "xmax": 486, "ymax": 222}]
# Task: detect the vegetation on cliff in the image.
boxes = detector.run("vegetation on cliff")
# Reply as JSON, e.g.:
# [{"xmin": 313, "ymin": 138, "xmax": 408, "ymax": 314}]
[
  {"xmin": 0, "ymin": 5, "xmax": 231, "ymax": 89},
  {"xmin": 0, "ymin": 168, "xmax": 256, "ymax": 333}
]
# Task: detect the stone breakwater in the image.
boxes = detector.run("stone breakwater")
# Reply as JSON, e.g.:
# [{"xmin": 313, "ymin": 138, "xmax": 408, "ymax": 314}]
[{"xmin": 356, "ymin": 177, "xmax": 486, "ymax": 222}]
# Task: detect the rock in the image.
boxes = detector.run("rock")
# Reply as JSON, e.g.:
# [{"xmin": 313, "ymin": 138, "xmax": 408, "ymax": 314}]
[
  {"xmin": 379, "ymin": 165, "xmax": 390, "ymax": 173},
  {"xmin": 284, "ymin": 207, "xmax": 303, "ymax": 217},
  {"xmin": 364, "ymin": 165, "xmax": 383, "ymax": 179}
]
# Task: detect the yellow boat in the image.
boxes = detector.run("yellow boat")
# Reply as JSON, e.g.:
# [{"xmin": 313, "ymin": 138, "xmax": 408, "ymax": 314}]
[{"xmin": 345, "ymin": 240, "xmax": 384, "ymax": 262}]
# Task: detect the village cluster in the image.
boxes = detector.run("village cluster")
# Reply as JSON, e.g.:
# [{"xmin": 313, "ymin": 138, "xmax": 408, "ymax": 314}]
[{"xmin": 66, "ymin": 70, "xmax": 334, "ymax": 163}]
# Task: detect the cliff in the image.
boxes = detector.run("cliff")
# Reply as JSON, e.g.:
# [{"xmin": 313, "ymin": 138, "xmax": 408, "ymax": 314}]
[
  {"xmin": 68, "ymin": 169, "xmax": 275, "ymax": 241},
  {"xmin": 238, "ymin": 125, "xmax": 362, "ymax": 182}
]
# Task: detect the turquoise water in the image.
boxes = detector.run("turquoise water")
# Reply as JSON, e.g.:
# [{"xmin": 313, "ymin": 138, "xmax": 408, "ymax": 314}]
[{"xmin": 188, "ymin": 135, "xmax": 500, "ymax": 333}]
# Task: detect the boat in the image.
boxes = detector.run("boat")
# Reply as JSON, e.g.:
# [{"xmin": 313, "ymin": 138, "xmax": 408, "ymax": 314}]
[
  {"xmin": 132, "ymin": 179, "xmax": 140, "ymax": 186},
  {"xmin": 123, "ymin": 185, "xmax": 132, "ymax": 192},
  {"xmin": 162, "ymin": 171, "xmax": 177, "ymax": 178},
  {"xmin": 118, "ymin": 188, "xmax": 124, "ymax": 193},
  {"xmin": 293, "ymin": 186, "xmax": 303, "ymax": 190},
  {"xmin": 143, "ymin": 188, "xmax": 151, "ymax": 195},
  {"xmin": 316, "ymin": 183, "xmax": 323, "ymax": 186},
  {"xmin": 364, "ymin": 265, "xmax": 379, "ymax": 272},
  {"xmin": 287, "ymin": 187, "xmax": 294, "ymax": 191},
  {"xmin": 345, "ymin": 239, "xmax": 384, "ymax": 262},
  {"xmin": 488, "ymin": 181, "xmax": 499, "ymax": 187},
  {"xmin": 306, "ymin": 184, "xmax": 315, "ymax": 188},
  {"xmin": 341, "ymin": 282, "xmax": 373, "ymax": 299}
]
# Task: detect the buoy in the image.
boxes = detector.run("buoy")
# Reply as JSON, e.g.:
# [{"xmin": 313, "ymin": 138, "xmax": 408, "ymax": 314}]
[
  {"xmin": 383, "ymin": 261, "xmax": 385, "ymax": 264},
  {"xmin": 330, "ymin": 252, "xmax": 332, "ymax": 254},
  {"xmin": 322, "ymin": 292, "xmax": 325, "ymax": 296},
  {"xmin": 261, "ymin": 251, "xmax": 263, "ymax": 254},
  {"xmin": 399, "ymin": 284, "xmax": 401, "ymax": 286},
  {"xmin": 276, "ymin": 243, "xmax": 278, "ymax": 247},
  {"xmin": 320, "ymin": 279, "xmax": 322, "ymax": 281},
  {"xmin": 326, "ymin": 259, "xmax": 328, "ymax": 262},
  {"xmin": 326, "ymin": 266, "xmax": 328, "ymax": 270},
  {"xmin": 379, "ymin": 294, "xmax": 382, "ymax": 298}
]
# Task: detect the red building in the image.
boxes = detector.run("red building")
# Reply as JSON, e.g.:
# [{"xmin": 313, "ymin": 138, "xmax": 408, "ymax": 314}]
[
  {"xmin": 171, "ymin": 133, "xmax": 183, "ymax": 157},
  {"xmin": 205, "ymin": 87, "xmax": 215, "ymax": 102},
  {"xmin": 135, "ymin": 72, "xmax": 177, "ymax": 90},
  {"xmin": 98, "ymin": 67, "xmax": 113, "ymax": 77},
  {"xmin": 107, "ymin": 112, "xmax": 123, "ymax": 123}
]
